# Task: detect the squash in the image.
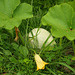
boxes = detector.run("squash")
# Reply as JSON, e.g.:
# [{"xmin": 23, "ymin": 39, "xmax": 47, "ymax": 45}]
[{"xmin": 29, "ymin": 28, "xmax": 56, "ymax": 49}]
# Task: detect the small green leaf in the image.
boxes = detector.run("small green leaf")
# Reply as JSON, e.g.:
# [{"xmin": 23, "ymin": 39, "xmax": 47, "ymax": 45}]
[
  {"xmin": 11, "ymin": 43, "xmax": 19, "ymax": 50},
  {"xmin": 71, "ymin": 56, "xmax": 75, "ymax": 60},
  {"xmin": 24, "ymin": 58, "xmax": 30, "ymax": 64},
  {"xmin": 17, "ymin": 71, "xmax": 23, "ymax": 75},
  {"xmin": 19, "ymin": 45, "xmax": 28, "ymax": 57},
  {"xmin": 0, "ymin": 56, "xmax": 4, "ymax": 61},
  {"xmin": 9, "ymin": 57, "xmax": 17, "ymax": 63},
  {"xmin": 0, "ymin": 63, "xmax": 2, "ymax": 67},
  {"xmin": 18, "ymin": 59, "xmax": 24, "ymax": 64},
  {"xmin": 3, "ymin": 50, "xmax": 12, "ymax": 56},
  {"xmin": 17, "ymin": 72, "xmax": 21, "ymax": 75},
  {"xmin": 0, "ymin": 51, "xmax": 3, "ymax": 54}
]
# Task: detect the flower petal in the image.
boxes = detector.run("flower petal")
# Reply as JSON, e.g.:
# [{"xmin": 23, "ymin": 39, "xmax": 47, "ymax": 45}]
[{"xmin": 34, "ymin": 53, "xmax": 49, "ymax": 71}]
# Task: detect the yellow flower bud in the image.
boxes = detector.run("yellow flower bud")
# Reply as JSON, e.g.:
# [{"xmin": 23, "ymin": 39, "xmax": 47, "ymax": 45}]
[{"xmin": 34, "ymin": 53, "xmax": 48, "ymax": 71}]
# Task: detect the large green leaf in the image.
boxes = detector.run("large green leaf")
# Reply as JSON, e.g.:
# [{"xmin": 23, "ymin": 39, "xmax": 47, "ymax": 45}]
[
  {"xmin": 0, "ymin": 18, "xmax": 21, "ymax": 30},
  {"xmin": 0, "ymin": 0, "xmax": 33, "ymax": 30},
  {"xmin": 68, "ymin": 0, "xmax": 75, "ymax": 11},
  {"xmin": 13, "ymin": 3, "xmax": 33, "ymax": 20},
  {"xmin": 41, "ymin": 3, "xmax": 75, "ymax": 40},
  {"xmin": 0, "ymin": 0, "xmax": 20, "ymax": 17}
]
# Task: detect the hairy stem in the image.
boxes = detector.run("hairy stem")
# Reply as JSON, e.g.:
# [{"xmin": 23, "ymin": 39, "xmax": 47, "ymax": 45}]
[
  {"xmin": 72, "ymin": 40, "xmax": 75, "ymax": 56},
  {"xmin": 59, "ymin": 38, "xmax": 62, "ymax": 46},
  {"xmin": 18, "ymin": 31, "xmax": 25, "ymax": 46}
]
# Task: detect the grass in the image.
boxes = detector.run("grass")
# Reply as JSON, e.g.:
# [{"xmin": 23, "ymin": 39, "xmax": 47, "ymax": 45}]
[{"xmin": 0, "ymin": 0, "xmax": 75, "ymax": 75}]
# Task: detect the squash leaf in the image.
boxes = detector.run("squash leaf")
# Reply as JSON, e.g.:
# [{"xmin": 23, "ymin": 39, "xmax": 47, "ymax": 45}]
[
  {"xmin": 0, "ymin": 0, "xmax": 33, "ymax": 30},
  {"xmin": 13, "ymin": 3, "xmax": 33, "ymax": 20},
  {"xmin": 68, "ymin": 0, "xmax": 75, "ymax": 11},
  {"xmin": 0, "ymin": 0, "xmax": 20, "ymax": 17},
  {"xmin": 41, "ymin": 3, "xmax": 75, "ymax": 40}
]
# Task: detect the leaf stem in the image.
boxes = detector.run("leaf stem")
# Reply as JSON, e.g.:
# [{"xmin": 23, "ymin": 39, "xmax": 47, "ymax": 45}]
[
  {"xmin": 59, "ymin": 38, "xmax": 62, "ymax": 46},
  {"xmin": 18, "ymin": 31, "xmax": 25, "ymax": 46},
  {"xmin": 25, "ymin": 19, "xmax": 29, "ymax": 47},
  {"xmin": 72, "ymin": 40, "xmax": 75, "ymax": 56}
]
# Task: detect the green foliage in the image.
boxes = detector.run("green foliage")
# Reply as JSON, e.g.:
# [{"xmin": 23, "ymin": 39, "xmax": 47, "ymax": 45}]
[
  {"xmin": 3, "ymin": 50, "xmax": 12, "ymax": 56},
  {"xmin": 57, "ymin": 0, "xmax": 73, "ymax": 4},
  {"xmin": 72, "ymin": 56, "xmax": 75, "ymax": 60},
  {"xmin": 0, "ymin": 0, "xmax": 75, "ymax": 75},
  {"xmin": 19, "ymin": 45, "xmax": 28, "ymax": 57},
  {"xmin": 68, "ymin": 0, "xmax": 75, "ymax": 11},
  {"xmin": 41, "ymin": 3, "xmax": 75, "ymax": 40},
  {"xmin": 0, "ymin": 0, "xmax": 33, "ymax": 30}
]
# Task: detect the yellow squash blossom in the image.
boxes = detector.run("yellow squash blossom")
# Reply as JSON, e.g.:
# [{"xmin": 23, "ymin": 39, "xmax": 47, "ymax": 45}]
[{"xmin": 34, "ymin": 53, "xmax": 49, "ymax": 71}]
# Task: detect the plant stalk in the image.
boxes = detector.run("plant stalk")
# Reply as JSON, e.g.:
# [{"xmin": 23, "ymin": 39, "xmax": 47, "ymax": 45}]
[
  {"xmin": 15, "ymin": 27, "xmax": 25, "ymax": 46},
  {"xmin": 59, "ymin": 38, "xmax": 62, "ymax": 46},
  {"xmin": 72, "ymin": 40, "xmax": 75, "ymax": 56},
  {"xmin": 18, "ymin": 32, "xmax": 25, "ymax": 46}
]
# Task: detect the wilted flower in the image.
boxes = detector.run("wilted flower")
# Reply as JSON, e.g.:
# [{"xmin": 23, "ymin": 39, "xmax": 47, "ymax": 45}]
[
  {"xmin": 14, "ymin": 27, "xmax": 19, "ymax": 41},
  {"xmin": 14, "ymin": 35, "xmax": 18, "ymax": 41},
  {"xmin": 34, "ymin": 53, "xmax": 48, "ymax": 71}
]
